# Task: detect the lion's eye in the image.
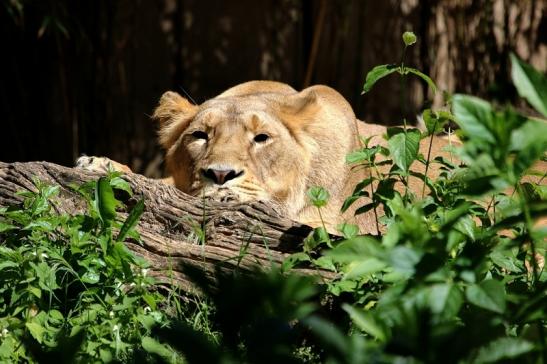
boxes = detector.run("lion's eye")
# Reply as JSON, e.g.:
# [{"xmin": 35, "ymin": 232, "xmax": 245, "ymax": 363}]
[
  {"xmin": 192, "ymin": 130, "xmax": 208, "ymax": 140},
  {"xmin": 254, "ymin": 133, "xmax": 270, "ymax": 143}
]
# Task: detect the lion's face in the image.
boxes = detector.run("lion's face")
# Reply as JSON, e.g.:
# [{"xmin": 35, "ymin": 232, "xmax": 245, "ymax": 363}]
[
  {"xmin": 154, "ymin": 91, "xmax": 315, "ymax": 215},
  {"xmin": 153, "ymin": 82, "xmax": 359, "ymax": 225}
]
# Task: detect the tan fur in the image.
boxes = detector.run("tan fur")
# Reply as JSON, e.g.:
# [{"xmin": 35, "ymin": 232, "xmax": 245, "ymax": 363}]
[{"xmin": 150, "ymin": 81, "xmax": 460, "ymax": 234}]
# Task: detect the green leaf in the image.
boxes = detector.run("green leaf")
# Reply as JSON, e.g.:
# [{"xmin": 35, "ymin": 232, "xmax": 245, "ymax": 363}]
[
  {"xmin": 325, "ymin": 236, "xmax": 383, "ymax": 263},
  {"xmin": 95, "ymin": 177, "xmax": 117, "ymax": 226},
  {"xmin": 389, "ymin": 246, "xmax": 422, "ymax": 275},
  {"xmin": 28, "ymin": 286, "xmax": 42, "ymax": 298},
  {"xmin": 362, "ymin": 64, "xmax": 399, "ymax": 94},
  {"xmin": 141, "ymin": 336, "xmax": 174, "ymax": 361},
  {"xmin": 31, "ymin": 261, "xmax": 59, "ymax": 292},
  {"xmin": 453, "ymin": 94, "xmax": 495, "ymax": 143},
  {"xmin": 465, "ymin": 279, "xmax": 506, "ymax": 313},
  {"xmin": 337, "ymin": 223, "xmax": 359, "ymax": 239},
  {"xmin": 343, "ymin": 304, "xmax": 387, "ymax": 342},
  {"xmin": 99, "ymin": 349, "xmax": 113, "ymax": 362},
  {"xmin": 510, "ymin": 53, "xmax": 547, "ymax": 117},
  {"xmin": 0, "ymin": 260, "xmax": 18, "ymax": 271},
  {"xmin": 282, "ymin": 252, "xmax": 311, "ymax": 271},
  {"xmin": 110, "ymin": 176, "xmax": 133, "ymax": 196},
  {"xmin": 341, "ymin": 190, "xmax": 369, "ymax": 213},
  {"xmin": 26, "ymin": 322, "xmax": 46, "ymax": 344},
  {"xmin": 387, "ymin": 128, "xmax": 421, "ymax": 172},
  {"xmin": 429, "ymin": 284, "xmax": 463, "ymax": 319},
  {"xmin": 344, "ymin": 258, "xmax": 386, "ymax": 279},
  {"xmin": 510, "ymin": 119, "xmax": 547, "ymax": 177},
  {"xmin": 402, "ymin": 31, "xmax": 416, "ymax": 46},
  {"xmin": 0, "ymin": 221, "xmax": 16, "ymax": 233},
  {"xmin": 422, "ymin": 109, "xmax": 451, "ymax": 135},
  {"xmin": 314, "ymin": 256, "xmax": 336, "ymax": 271},
  {"xmin": 81, "ymin": 269, "xmax": 100, "ymax": 284},
  {"xmin": 307, "ymin": 186, "xmax": 330, "ymax": 208},
  {"xmin": 406, "ymin": 67, "xmax": 437, "ymax": 93},
  {"xmin": 473, "ymin": 337, "xmax": 534, "ymax": 363},
  {"xmin": 116, "ymin": 198, "xmax": 144, "ymax": 242}
]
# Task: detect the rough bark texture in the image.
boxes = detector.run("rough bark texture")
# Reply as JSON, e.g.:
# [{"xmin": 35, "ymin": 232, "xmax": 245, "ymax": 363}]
[{"xmin": 0, "ymin": 161, "xmax": 331, "ymax": 291}]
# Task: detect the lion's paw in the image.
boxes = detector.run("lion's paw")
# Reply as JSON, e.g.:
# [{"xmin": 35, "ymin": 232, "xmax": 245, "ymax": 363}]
[{"xmin": 76, "ymin": 156, "xmax": 132, "ymax": 174}]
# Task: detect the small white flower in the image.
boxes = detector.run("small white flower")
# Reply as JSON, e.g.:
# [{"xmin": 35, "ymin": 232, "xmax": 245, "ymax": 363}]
[
  {"xmin": 109, "ymin": 311, "xmax": 114, "ymax": 318},
  {"xmin": 1, "ymin": 328, "xmax": 8, "ymax": 337},
  {"xmin": 112, "ymin": 324, "xmax": 119, "ymax": 331},
  {"xmin": 140, "ymin": 282, "xmax": 146, "ymax": 287},
  {"xmin": 144, "ymin": 306, "xmax": 151, "ymax": 313},
  {"xmin": 40, "ymin": 253, "xmax": 48, "ymax": 259},
  {"xmin": 141, "ymin": 268, "xmax": 148, "ymax": 277}
]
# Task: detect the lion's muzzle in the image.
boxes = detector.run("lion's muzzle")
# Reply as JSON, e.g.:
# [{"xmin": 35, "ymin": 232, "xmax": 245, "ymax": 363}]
[{"xmin": 201, "ymin": 167, "xmax": 245, "ymax": 185}]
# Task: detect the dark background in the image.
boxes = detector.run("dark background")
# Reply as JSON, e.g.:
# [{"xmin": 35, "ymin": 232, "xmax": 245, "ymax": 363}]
[{"xmin": 1, "ymin": 0, "xmax": 545, "ymax": 176}]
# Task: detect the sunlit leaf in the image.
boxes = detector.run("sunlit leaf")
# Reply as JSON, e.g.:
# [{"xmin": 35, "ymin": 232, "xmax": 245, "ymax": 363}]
[
  {"xmin": 141, "ymin": 336, "xmax": 174, "ymax": 361},
  {"xmin": 387, "ymin": 128, "xmax": 421, "ymax": 172},
  {"xmin": 473, "ymin": 337, "xmax": 534, "ymax": 363},
  {"xmin": 453, "ymin": 94, "xmax": 495, "ymax": 143},
  {"xmin": 25, "ymin": 322, "xmax": 46, "ymax": 344},
  {"xmin": 95, "ymin": 177, "xmax": 117, "ymax": 226},
  {"xmin": 116, "ymin": 198, "xmax": 144, "ymax": 242},
  {"xmin": 509, "ymin": 119, "xmax": 547, "ymax": 177},
  {"xmin": 510, "ymin": 53, "xmax": 547, "ymax": 117},
  {"xmin": 406, "ymin": 67, "xmax": 437, "ymax": 94},
  {"xmin": 337, "ymin": 223, "xmax": 360, "ymax": 239},
  {"xmin": 307, "ymin": 186, "xmax": 330, "ymax": 208},
  {"xmin": 362, "ymin": 64, "xmax": 399, "ymax": 94}
]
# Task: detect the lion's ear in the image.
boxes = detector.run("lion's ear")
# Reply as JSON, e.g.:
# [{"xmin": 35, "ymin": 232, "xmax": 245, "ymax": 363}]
[
  {"xmin": 278, "ymin": 88, "xmax": 320, "ymax": 133},
  {"xmin": 153, "ymin": 91, "xmax": 198, "ymax": 149}
]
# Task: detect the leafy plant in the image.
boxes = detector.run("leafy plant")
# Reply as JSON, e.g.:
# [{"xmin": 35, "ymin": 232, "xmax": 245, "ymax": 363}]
[
  {"xmin": 1, "ymin": 32, "xmax": 546, "ymax": 364},
  {"xmin": 0, "ymin": 174, "xmax": 180, "ymax": 362},
  {"xmin": 288, "ymin": 36, "xmax": 547, "ymax": 363}
]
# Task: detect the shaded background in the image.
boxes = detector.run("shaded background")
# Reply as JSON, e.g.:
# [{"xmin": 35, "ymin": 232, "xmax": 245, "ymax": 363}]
[{"xmin": 1, "ymin": 0, "xmax": 546, "ymax": 176}]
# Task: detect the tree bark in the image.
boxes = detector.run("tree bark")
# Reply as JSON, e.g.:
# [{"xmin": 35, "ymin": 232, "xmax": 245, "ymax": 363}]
[{"xmin": 0, "ymin": 161, "xmax": 331, "ymax": 291}]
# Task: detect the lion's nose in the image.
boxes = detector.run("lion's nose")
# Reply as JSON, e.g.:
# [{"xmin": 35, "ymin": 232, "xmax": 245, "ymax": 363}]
[{"xmin": 202, "ymin": 168, "xmax": 244, "ymax": 185}]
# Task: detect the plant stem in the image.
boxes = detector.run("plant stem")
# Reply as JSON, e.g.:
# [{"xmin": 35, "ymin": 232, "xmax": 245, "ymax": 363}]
[
  {"xmin": 317, "ymin": 206, "xmax": 332, "ymax": 247},
  {"xmin": 422, "ymin": 119, "xmax": 438, "ymax": 198},
  {"xmin": 516, "ymin": 182, "xmax": 546, "ymax": 362},
  {"xmin": 370, "ymin": 161, "xmax": 383, "ymax": 236}
]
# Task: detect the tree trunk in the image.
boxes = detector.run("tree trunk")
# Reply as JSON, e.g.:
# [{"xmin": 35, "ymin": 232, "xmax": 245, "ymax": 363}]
[{"xmin": 0, "ymin": 161, "xmax": 332, "ymax": 291}]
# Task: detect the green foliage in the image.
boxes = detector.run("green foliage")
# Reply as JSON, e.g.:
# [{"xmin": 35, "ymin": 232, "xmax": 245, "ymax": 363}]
[
  {"xmin": 155, "ymin": 267, "xmax": 320, "ymax": 364},
  {"xmin": 283, "ymin": 40, "xmax": 547, "ymax": 363},
  {"xmin": 510, "ymin": 53, "xmax": 547, "ymax": 117},
  {"xmin": 362, "ymin": 31, "xmax": 436, "ymax": 95},
  {"xmin": 387, "ymin": 127, "xmax": 421, "ymax": 173},
  {"xmin": 1, "ymin": 32, "xmax": 546, "ymax": 364},
  {"xmin": 307, "ymin": 186, "xmax": 330, "ymax": 208},
  {"xmin": 0, "ymin": 174, "xmax": 181, "ymax": 362}
]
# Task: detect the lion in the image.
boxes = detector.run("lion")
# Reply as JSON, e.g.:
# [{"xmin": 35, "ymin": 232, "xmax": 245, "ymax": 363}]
[{"xmin": 78, "ymin": 81, "xmax": 459, "ymax": 234}]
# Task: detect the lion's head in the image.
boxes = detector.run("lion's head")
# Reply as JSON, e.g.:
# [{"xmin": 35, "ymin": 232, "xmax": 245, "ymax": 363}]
[{"xmin": 152, "ymin": 81, "xmax": 359, "ymax": 223}]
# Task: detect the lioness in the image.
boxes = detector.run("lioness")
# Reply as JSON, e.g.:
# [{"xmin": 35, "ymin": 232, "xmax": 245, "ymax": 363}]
[{"xmin": 79, "ymin": 81, "xmax": 456, "ymax": 233}]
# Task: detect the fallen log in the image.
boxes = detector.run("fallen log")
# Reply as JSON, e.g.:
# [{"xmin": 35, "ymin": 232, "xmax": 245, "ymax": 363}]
[{"xmin": 0, "ymin": 161, "xmax": 332, "ymax": 290}]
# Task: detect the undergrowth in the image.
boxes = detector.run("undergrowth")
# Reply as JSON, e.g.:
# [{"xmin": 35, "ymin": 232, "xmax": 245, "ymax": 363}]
[{"xmin": 0, "ymin": 32, "xmax": 545, "ymax": 363}]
